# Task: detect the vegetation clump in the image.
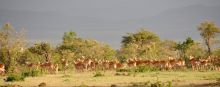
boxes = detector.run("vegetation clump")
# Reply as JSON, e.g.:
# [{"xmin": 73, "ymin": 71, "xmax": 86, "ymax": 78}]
[
  {"xmin": 134, "ymin": 66, "xmax": 160, "ymax": 73},
  {"xmin": 38, "ymin": 82, "xmax": 46, "ymax": 87},
  {"xmin": 22, "ymin": 69, "xmax": 42, "ymax": 77},
  {"xmin": 117, "ymin": 66, "xmax": 160, "ymax": 73},
  {"xmin": 61, "ymin": 74, "xmax": 72, "ymax": 78},
  {"xmin": 5, "ymin": 74, "xmax": 25, "ymax": 82},
  {"xmin": 0, "ymin": 21, "xmax": 220, "ymax": 86},
  {"xmin": 93, "ymin": 71, "xmax": 105, "ymax": 77},
  {"xmin": 129, "ymin": 81, "xmax": 172, "ymax": 87}
]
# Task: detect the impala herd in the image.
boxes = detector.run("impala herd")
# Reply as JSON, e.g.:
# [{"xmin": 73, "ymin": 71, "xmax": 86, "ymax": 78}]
[{"xmin": 0, "ymin": 56, "xmax": 220, "ymax": 75}]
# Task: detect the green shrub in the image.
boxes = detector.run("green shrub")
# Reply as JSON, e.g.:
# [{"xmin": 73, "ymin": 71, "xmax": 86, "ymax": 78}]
[
  {"xmin": 134, "ymin": 66, "xmax": 160, "ymax": 73},
  {"xmin": 128, "ymin": 81, "xmax": 173, "ymax": 87},
  {"xmin": 61, "ymin": 74, "xmax": 72, "ymax": 78},
  {"xmin": 115, "ymin": 72, "xmax": 130, "ymax": 76},
  {"xmin": 22, "ymin": 69, "xmax": 42, "ymax": 77},
  {"xmin": 116, "ymin": 68, "xmax": 131, "ymax": 72},
  {"xmin": 117, "ymin": 66, "xmax": 160, "ymax": 73},
  {"xmin": 63, "ymin": 79, "xmax": 70, "ymax": 82},
  {"xmin": 5, "ymin": 74, "xmax": 25, "ymax": 82},
  {"xmin": 130, "ymin": 82, "xmax": 152, "ymax": 87},
  {"xmin": 93, "ymin": 71, "xmax": 104, "ymax": 77}
]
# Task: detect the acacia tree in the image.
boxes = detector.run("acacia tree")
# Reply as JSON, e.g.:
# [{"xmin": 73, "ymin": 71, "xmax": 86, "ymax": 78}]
[
  {"xmin": 29, "ymin": 42, "xmax": 53, "ymax": 62},
  {"xmin": 120, "ymin": 29, "xmax": 161, "ymax": 59},
  {"xmin": 117, "ymin": 43, "xmax": 138, "ymax": 61},
  {"xmin": 0, "ymin": 23, "xmax": 25, "ymax": 73},
  {"xmin": 78, "ymin": 39, "xmax": 116, "ymax": 60},
  {"xmin": 122, "ymin": 29, "xmax": 160, "ymax": 47},
  {"xmin": 63, "ymin": 31, "xmax": 77, "ymax": 44},
  {"xmin": 160, "ymin": 40, "xmax": 178, "ymax": 58},
  {"xmin": 57, "ymin": 31, "xmax": 78, "ymax": 61},
  {"xmin": 198, "ymin": 21, "xmax": 220, "ymax": 54},
  {"xmin": 186, "ymin": 42, "xmax": 206, "ymax": 58},
  {"xmin": 58, "ymin": 31, "xmax": 116, "ymax": 60}
]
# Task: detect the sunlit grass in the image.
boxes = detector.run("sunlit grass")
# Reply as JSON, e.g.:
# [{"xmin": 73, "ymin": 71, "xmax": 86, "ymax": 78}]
[{"xmin": 0, "ymin": 71, "xmax": 219, "ymax": 86}]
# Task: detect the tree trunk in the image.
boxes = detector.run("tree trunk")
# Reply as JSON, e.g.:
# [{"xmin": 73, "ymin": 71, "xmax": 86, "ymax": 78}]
[
  {"xmin": 44, "ymin": 52, "xmax": 51, "ymax": 62},
  {"xmin": 183, "ymin": 50, "xmax": 190, "ymax": 68},
  {"xmin": 6, "ymin": 49, "xmax": 14, "ymax": 73},
  {"xmin": 5, "ymin": 50, "xmax": 10, "ymax": 72},
  {"xmin": 205, "ymin": 39, "xmax": 211, "ymax": 55}
]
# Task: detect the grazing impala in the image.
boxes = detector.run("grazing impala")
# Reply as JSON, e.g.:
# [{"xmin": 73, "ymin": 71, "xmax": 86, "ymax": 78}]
[
  {"xmin": 61, "ymin": 58, "xmax": 69, "ymax": 68},
  {"xmin": 73, "ymin": 59, "xmax": 85, "ymax": 72},
  {"xmin": 25, "ymin": 61, "xmax": 40, "ymax": 70},
  {"xmin": 83, "ymin": 58, "xmax": 92, "ymax": 70},
  {"xmin": 40, "ymin": 62, "xmax": 59, "ymax": 74},
  {"xmin": 0, "ymin": 64, "xmax": 5, "ymax": 75},
  {"xmin": 189, "ymin": 56, "xmax": 200, "ymax": 70},
  {"xmin": 126, "ymin": 58, "xmax": 137, "ymax": 67}
]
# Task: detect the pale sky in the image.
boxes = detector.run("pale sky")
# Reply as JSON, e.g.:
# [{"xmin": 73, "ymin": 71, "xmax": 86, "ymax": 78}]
[{"xmin": 0, "ymin": 0, "xmax": 220, "ymax": 49}]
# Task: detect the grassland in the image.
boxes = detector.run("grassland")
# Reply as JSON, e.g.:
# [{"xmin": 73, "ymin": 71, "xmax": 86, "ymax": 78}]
[{"xmin": 0, "ymin": 70, "xmax": 220, "ymax": 87}]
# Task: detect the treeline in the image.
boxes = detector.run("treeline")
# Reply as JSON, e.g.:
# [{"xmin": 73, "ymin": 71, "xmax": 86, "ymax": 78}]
[{"xmin": 0, "ymin": 21, "xmax": 220, "ymax": 73}]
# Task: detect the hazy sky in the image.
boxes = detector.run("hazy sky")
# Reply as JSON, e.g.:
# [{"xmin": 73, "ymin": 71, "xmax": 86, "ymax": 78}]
[{"xmin": 0, "ymin": 0, "xmax": 220, "ymax": 49}]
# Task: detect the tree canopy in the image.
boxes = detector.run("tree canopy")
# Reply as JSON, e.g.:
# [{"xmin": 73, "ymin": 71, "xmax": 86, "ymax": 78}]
[
  {"xmin": 0, "ymin": 20, "xmax": 220, "ymax": 73},
  {"xmin": 122, "ymin": 29, "xmax": 160, "ymax": 47},
  {"xmin": 29, "ymin": 42, "xmax": 53, "ymax": 62},
  {"xmin": 120, "ymin": 29, "xmax": 162, "ymax": 59},
  {"xmin": 0, "ymin": 23, "xmax": 25, "ymax": 72},
  {"xmin": 57, "ymin": 31, "xmax": 116, "ymax": 60},
  {"xmin": 198, "ymin": 21, "xmax": 220, "ymax": 54},
  {"xmin": 175, "ymin": 37, "xmax": 194, "ymax": 58}
]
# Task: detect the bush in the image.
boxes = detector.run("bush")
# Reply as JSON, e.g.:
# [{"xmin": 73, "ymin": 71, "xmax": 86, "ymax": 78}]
[
  {"xmin": 134, "ymin": 66, "xmax": 160, "ymax": 73},
  {"xmin": 61, "ymin": 74, "xmax": 72, "ymax": 78},
  {"xmin": 63, "ymin": 79, "xmax": 70, "ymax": 82},
  {"xmin": 116, "ymin": 68, "xmax": 131, "ymax": 72},
  {"xmin": 93, "ymin": 71, "xmax": 104, "ymax": 77},
  {"xmin": 22, "ymin": 69, "xmax": 42, "ymax": 77},
  {"xmin": 115, "ymin": 72, "xmax": 130, "ymax": 76},
  {"xmin": 5, "ymin": 74, "xmax": 25, "ymax": 82},
  {"xmin": 117, "ymin": 66, "xmax": 160, "ymax": 73},
  {"xmin": 130, "ymin": 82, "xmax": 151, "ymax": 87}
]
